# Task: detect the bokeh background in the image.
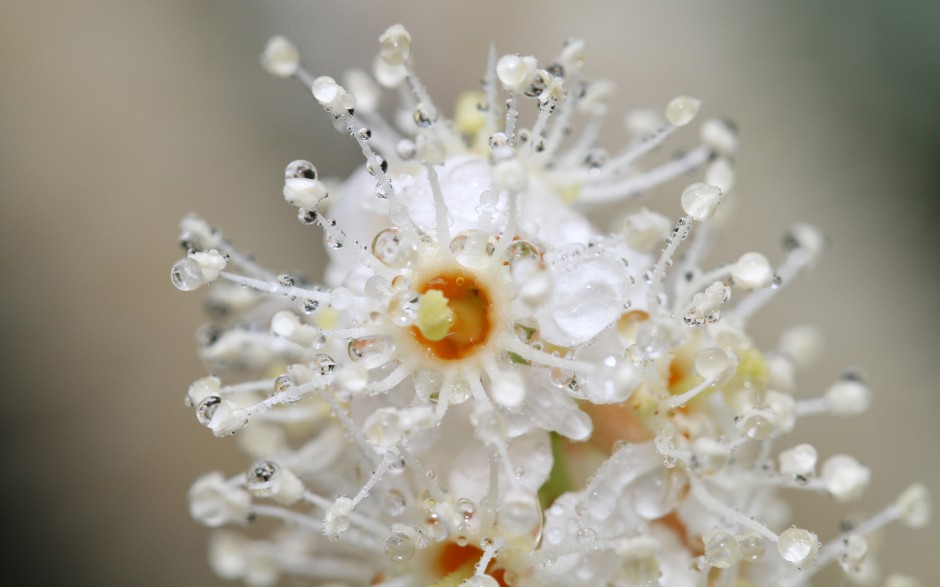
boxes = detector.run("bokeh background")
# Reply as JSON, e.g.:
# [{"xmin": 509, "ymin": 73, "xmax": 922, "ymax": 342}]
[{"xmin": 1, "ymin": 1, "xmax": 937, "ymax": 585}]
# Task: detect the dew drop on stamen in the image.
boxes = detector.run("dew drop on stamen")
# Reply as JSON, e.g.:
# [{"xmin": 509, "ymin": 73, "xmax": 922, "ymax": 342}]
[
  {"xmin": 245, "ymin": 460, "xmax": 278, "ymax": 497},
  {"xmin": 384, "ymin": 531, "xmax": 415, "ymax": 563},
  {"xmin": 379, "ymin": 24, "xmax": 412, "ymax": 66},
  {"xmin": 777, "ymin": 527, "xmax": 819, "ymax": 568},
  {"xmin": 738, "ymin": 533, "xmax": 766, "ymax": 562},
  {"xmin": 704, "ymin": 527, "xmax": 741, "ymax": 568},
  {"xmin": 680, "ymin": 182, "xmax": 722, "ymax": 221},
  {"xmin": 196, "ymin": 395, "xmax": 222, "ymax": 426},
  {"xmin": 665, "ymin": 95, "xmax": 701, "ymax": 126},
  {"xmin": 171, "ymin": 258, "xmax": 206, "ymax": 291},
  {"xmin": 413, "ymin": 102, "xmax": 434, "ymax": 128},
  {"xmin": 297, "ymin": 208, "xmax": 317, "ymax": 225},
  {"xmin": 284, "ymin": 160, "xmax": 317, "ymax": 181},
  {"xmin": 367, "ymin": 155, "xmax": 389, "ymax": 176},
  {"xmin": 312, "ymin": 354, "xmax": 336, "ymax": 375},
  {"xmin": 299, "ymin": 298, "xmax": 319, "ymax": 314}
]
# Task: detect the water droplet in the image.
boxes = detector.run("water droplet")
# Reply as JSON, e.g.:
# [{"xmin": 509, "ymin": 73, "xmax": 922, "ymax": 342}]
[
  {"xmin": 299, "ymin": 298, "xmax": 319, "ymax": 314},
  {"xmin": 367, "ymin": 155, "xmax": 388, "ymax": 176},
  {"xmin": 777, "ymin": 527, "xmax": 819, "ymax": 568},
  {"xmin": 382, "ymin": 489, "xmax": 406, "ymax": 516},
  {"xmin": 297, "ymin": 208, "xmax": 317, "ymax": 224},
  {"xmin": 171, "ymin": 258, "xmax": 206, "ymax": 291},
  {"xmin": 372, "ymin": 228, "xmax": 418, "ymax": 269},
  {"xmin": 196, "ymin": 395, "xmax": 221, "ymax": 426},
  {"xmin": 739, "ymin": 533, "xmax": 765, "ymax": 562},
  {"xmin": 680, "ymin": 182, "xmax": 722, "ymax": 221},
  {"xmin": 245, "ymin": 460, "xmax": 279, "ymax": 498},
  {"xmin": 312, "ymin": 354, "xmax": 336, "ymax": 375},
  {"xmin": 704, "ymin": 527, "xmax": 741, "ymax": 568},
  {"xmin": 379, "ymin": 24, "xmax": 412, "ymax": 66},
  {"xmin": 413, "ymin": 102, "xmax": 434, "ymax": 128},
  {"xmin": 348, "ymin": 336, "xmax": 391, "ymax": 363},
  {"xmin": 388, "ymin": 290, "xmax": 420, "ymax": 326},
  {"xmin": 576, "ymin": 527, "xmax": 596, "ymax": 544},
  {"xmin": 285, "ymin": 160, "xmax": 317, "ymax": 181},
  {"xmin": 457, "ymin": 498, "xmax": 477, "ymax": 519},
  {"xmin": 384, "ymin": 531, "xmax": 416, "ymax": 563}
]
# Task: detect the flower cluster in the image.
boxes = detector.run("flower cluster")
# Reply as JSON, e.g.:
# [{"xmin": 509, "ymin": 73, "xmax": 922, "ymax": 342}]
[{"xmin": 172, "ymin": 25, "xmax": 929, "ymax": 587}]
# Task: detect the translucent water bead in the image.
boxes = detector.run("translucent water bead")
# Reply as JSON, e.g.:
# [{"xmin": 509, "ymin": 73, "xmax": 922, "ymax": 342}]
[
  {"xmin": 738, "ymin": 533, "xmax": 766, "ymax": 562},
  {"xmin": 896, "ymin": 483, "xmax": 931, "ymax": 528},
  {"xmin": 704, "ymin": 527, "xmax": 741, "ymax": 568},
  {"xmin": 372, "ymin": 228, "xmax": 418, "ymax": 269},
  {"xmin": 171, "ymin": 250, "xmax": 227, "ymax": 291},
  {"xmin": 821, "ymin": 455, "xmax": 870, "ymax": 502},
  {"xmin": 731, "ymin": 252, "xmax": 773, "ymax": 289},
  {"xmin": 189, "ymin": 472, "xmax": 252, "ymax": 527},
  {"xmin": 244, "ymin": 460, "xmax": 304, "ymax": 505},
  {"xmin": 665, "ymin": 95, "xmax": 701, "ymax": 126},
  {"xmin": 378, "ymin": 24, "xmax": 412, "ymax": 66},
  {"xmin": 680, "ymin": 182, "xmax": 722, "ymax": 221},
  {"xmin": 694, "ymin": 347, "xmax": 737, "ymax": 383},
  {"xmin": 496, "ymin": 54, "xmax": 538, "ymax": 93},
  {"xmin": 776, "ymin": 527, "xmax": 819, "ymax": 569},
  {"xmin": 324, "ymin": 497, "xmax": 353, "ymax": 538},
  {"xmin": 840, "ymin": 534, "xmax": 868, "ymax": 572},
  {"xmin": 778, "ymin": 444, "xmax": 818, "ymax": 478},
  {"xmin": 260, "ymin": 36, "xmax": 300, "ymax": 78},
  {"xmin": 736, "ymin": 408, "xmax": 775, "ymax": 440},
  {"xmin": 824, "ymin": 376, "xmax": 872, "ymax": 417},
  {"xmin": 384, "ymin": 529, "xmax": 417, "ymax": 563}
]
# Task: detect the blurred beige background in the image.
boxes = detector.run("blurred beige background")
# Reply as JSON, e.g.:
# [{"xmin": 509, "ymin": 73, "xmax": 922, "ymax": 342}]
[{"xmin": 1, "ymin": 1, "xmax": 937, "ymax": 585}]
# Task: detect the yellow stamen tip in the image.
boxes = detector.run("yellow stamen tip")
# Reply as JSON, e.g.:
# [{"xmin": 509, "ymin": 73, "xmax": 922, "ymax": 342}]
[
  {"xmin": 454, "ymin": 90, "xmax": 486, "ymax": 136},
  {"xmin": 416, "ymin": 290, "xmax": 454, "ymax": 341}
]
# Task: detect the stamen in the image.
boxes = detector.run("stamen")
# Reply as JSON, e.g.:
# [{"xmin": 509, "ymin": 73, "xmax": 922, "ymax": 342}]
[
  {"xmin": 581, "ymin": 146, "xmax": 711, "ymax": 204},
  {"xmin": 218, "ymin": 271, "xmax": 329, "ymax": 301},
  {"xmin": 424, "ymin": 163, "xmax": 452, "ymax": 250}
]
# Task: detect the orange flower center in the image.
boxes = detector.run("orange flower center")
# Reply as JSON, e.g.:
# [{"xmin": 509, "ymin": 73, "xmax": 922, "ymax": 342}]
[{"xmin": 412, "ymin": 271, "xmax": 492, "ymax": 360}]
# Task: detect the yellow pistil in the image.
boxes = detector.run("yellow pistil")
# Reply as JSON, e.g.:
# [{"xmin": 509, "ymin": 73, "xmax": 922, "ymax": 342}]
[{"xmin": 416, "ymin": 289, "xmax": 455, "ymax": 342}]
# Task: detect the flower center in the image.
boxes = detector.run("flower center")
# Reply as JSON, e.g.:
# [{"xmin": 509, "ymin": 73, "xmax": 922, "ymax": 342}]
[{"xmin": 411, "ymin": 271, "xmax": 492, "ymax": 360}]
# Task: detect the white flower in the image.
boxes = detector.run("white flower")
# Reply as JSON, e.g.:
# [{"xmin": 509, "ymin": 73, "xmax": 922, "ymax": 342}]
[{"xmin": 172, "ymin": 25, "xmax": 929, "ymax": 587}]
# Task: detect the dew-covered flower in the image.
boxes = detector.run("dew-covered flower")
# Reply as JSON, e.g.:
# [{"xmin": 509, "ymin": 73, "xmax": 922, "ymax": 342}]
[{"xmin": 171, "ymin": 25, "xmax": 929, "ymax": 587}]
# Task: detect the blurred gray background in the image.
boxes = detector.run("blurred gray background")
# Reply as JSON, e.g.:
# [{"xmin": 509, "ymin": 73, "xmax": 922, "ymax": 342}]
[{"xmin": 1, "ymin": 1, "xmax": 937, "ymax": 585}]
